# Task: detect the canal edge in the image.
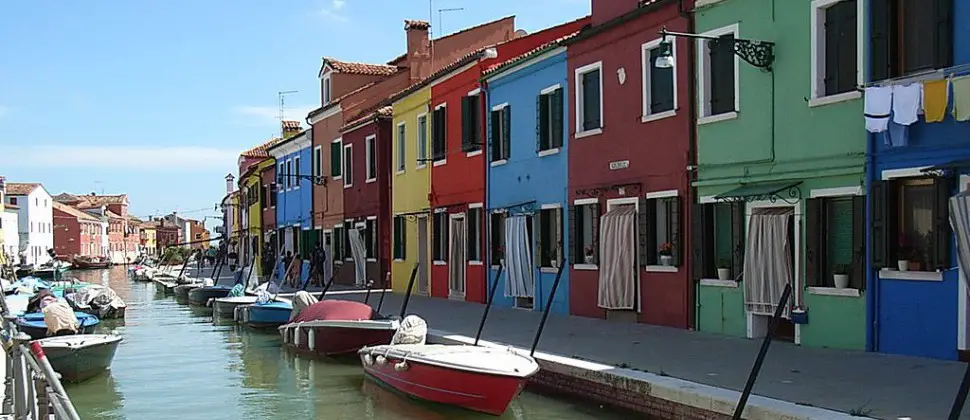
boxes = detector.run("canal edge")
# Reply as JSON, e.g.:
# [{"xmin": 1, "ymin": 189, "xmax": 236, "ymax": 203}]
[{"xmin": 426, "ymin": 329, "xmax": 872, "ymax": 420}]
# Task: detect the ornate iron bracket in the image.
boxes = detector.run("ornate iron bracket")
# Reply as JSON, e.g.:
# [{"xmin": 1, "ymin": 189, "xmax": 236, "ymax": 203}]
[
  {"xmin": 574, "ymin": 182, "xmax": 643, "ymax": 199},
  {"xmin": 396, "ymin": 209, "xmax": 431, "ymax": 222},
  {"xmin": 658, "ymin": 27, "xmax": 775, "ymax": 71},
  {"xmin": 714, "ymin": 184, "xmax": 802, "ymax": 205}
]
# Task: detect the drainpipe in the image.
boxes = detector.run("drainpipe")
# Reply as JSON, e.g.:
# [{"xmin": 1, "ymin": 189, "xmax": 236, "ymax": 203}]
[
  {"xmin": 679, "ymin": 0, "xmax": 699, "ymax": 330},
  {"xmin": 481, "ymin": 77, "xmax": 492, "ymax": 303}
]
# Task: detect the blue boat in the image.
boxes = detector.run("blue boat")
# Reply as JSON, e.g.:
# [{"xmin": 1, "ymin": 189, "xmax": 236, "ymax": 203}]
[
  {"xmin": 16, "ymin": 312, "xmax": 100, "ymax": 340},
  {"xmin": 237, "ymin": 301, "xmax": 292, "ymax": 329}
]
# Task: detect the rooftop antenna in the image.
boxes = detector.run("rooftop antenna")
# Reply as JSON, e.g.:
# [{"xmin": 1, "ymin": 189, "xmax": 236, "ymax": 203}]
[
  {"xmin": 438, "ymin": 7, "xmax": 464, "ymax": 36},
  {"xmin": 278, "ymin": 90, "xmax": 298, "ymax": 139}
]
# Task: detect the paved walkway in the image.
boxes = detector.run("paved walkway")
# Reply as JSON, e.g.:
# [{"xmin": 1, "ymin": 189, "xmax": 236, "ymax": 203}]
[{"xmin": 330, "ymin": 290, "xmax": 968, "ymax": 420}]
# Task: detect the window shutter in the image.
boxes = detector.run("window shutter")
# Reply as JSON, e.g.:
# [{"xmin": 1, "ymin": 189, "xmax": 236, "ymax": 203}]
[
  {"xmin": 870, "ymin": 180, "xmax": 888, "ymax": 268},
  {"xmin": 536, "ymin": 94, "xmax": 544, "ymax": 152},
  {"xmin": 552, "ymin": 88, "xmax": 564, "ymax": 148},
  {"xmin": 473, "ymin": 95, "xmax": 482, "ymax": 149},
  {"xmin": 870, "ymin": 0, "xmax": 892, "ymax": 81},
  {"xmin": 582, "ymin": 70, "xmax": 601, "ymax": 130},
  {"xmin": 503, "ymin": 107, "xmax": 512, "ymax": 160},
  {"xmin": 592, "ymin": 202, "xmax": 601, "ymax": 264},
  {"xmin": 443, "ymin": 214, "xmax": 450, "ymax": 262},
  {"xmin": 669, "ymin": 197, "xmax": 682, "ymax": 266},
  {"xmin": 461, "ymin": 97, "xmax": 472, "ymax": 152},
  {"xmin": 640, "ymin": 197, "xmax": 655, "ymax": 266},
  {"xmin": 490, "ymin": 110, "xmax": 500, "ymax": 162},
  {"xmin": 852, "ymin": 195, "xmax": 865, "ymax": 289},
  {"xmin": 466, "ymin": 212, "xmax": 475, "ymax": 259},
  {"xmin": 935, "ymin": 0, "xmax": 954, "ymax": 69},
  {"xmin": 691, "ymin": 203, "xmax": 715, "ymax": 280},
  {"xmin": 805, "ymin": 198, "xmax": 822, "ymax": 287},
  {"xmin": 649, "ymin": 48, "xmax": 675, "ymax": 113},
  {"xmin": 823, "ymin": 7, "xmax": 840, "ymax": 96},
  {"xmin": 933, "ymin": 176, "xmax": 955, "ymax": 270},
  {"xmin": 730, "ymin": 201, "xmax": 745, "ymax": 278},
  {"xmin": 838, "ymin": 2, "xmax": 859, "ymax": 95},
  {"xmin": 568, "ymin": 205, "xmax": 577, "ymax": 263}
]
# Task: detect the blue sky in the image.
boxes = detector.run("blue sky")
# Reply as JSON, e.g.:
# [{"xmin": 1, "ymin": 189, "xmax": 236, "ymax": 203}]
[{"xmin": 0, "ymin": 0, "xmax": 588, "ymax": 230}]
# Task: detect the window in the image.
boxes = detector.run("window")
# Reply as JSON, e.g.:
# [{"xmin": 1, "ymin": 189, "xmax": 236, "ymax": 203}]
[
  {"xmin": 343, "ymin": 144, "xmax": 353, "ymax": 187},
  {"xmin": 261, "ymin": 185, "xmax": 267, "ymax": 209},
  {"xmin": 432, "ymin": 106, "xmax": 447, "ymax": 163},
  {"xmin": 313, "ymin": 146, "xmax": 323, "ymax": 179},
  {"xmin": 871, "ymin": 0, "xmax": 952, "ymax": 81},
  {"xmin": 538, "ymin": 207, "xmax": 563, "ymax": 268},
  {"xmin": 433, "ymin": 211, "xmax": 449, "ymax": 262},
  {"xmin": 698, "ymin": 25, "xmax": 738, "ymax": 119},
  {"xmin": 811, "ymin": 0, "xmax": 859, "ymax": 99},
  {"xmin": 286, "ymin": 160, "xmax": 293, "ymax": 189},
  {"xmin": 537, "ymin": 88, "xmax": 564, "ymax": 152},
  {"xmin": 416, "ymin": 114, "xmax": 428, "ymax": 167},
  {"xmin": 322, "ymin": 72, "xmax": 332, "ymax": 105},
  {"xmin": 461, "ymin": 94, "xmax": 482, "ymax": 153},
  {"xmin": 570, "ymin": 202, "xmax": 600, "ymax": 265},
  {"xmin": 294, "ymin": 156, "xmax": 301, "ymax": 188},
  {"xmin": 490, "ymin": 106, "xmax": 511, "ymax": 162},
  {"xmin": 330, "ymin": 139, "xmax": 342, "ymax": 178},
  {"xmin": 333, "ymin": 225, "xmax": 345, "ymax": 261},
  {"xmin": 270, "ymin": 183, "xmax": 277, "ymax": 207},
  {"xmin": 195, "ymin": 233, "xmax": 201, "ymax": 240},
  {"xmin": 467, "ymin": 207, "xmax": 482, "ymax": 262},
  {"xmin": 640, "ymin": 195, "xmax": 682, "ymax": 267},
  {"xmin": 9, "ymin": 197, "xmax": 15, "ymax": 205},
  {"xmin": 365, "ymin": 135, "xmax": 377, "ymax": 182},
  {"xmin": 396, "ymin": 123, "xmax": 406, "ymax": 173},
  {"xmin": 642, "ymin": 37, "xmax": 676, "ymax": 118},
  {"xmin": 806, "ymin": 195, "xmax": 865, "ymax": 288},
  {"xmin": 693, "ymin": 202, "xmax": 748, "ymax": 280},
  {"xmin": 575, "ymin": 62, "xmax": 603, "ymax": 133},
  {"xmin": 393, "ymin": 216, "xmax": 407, "ymax": 260},
  {"xmin": 365, "ymin": 218, "xmax": 377, "ymax": 259},
  {"xmin": 872, "ymin": 176, "xmax": 952, "ymax": 272},
  {"xmin": 490, "ymin": 212, "xmax": 506, "ymax": 265}
]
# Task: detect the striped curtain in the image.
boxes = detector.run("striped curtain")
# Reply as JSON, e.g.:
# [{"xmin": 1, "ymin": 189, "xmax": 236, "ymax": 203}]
[
  {"xmin": 449, "ymin": 217, "xmax": 467, "ymax": 296},
  {"xmin": 950, "ymin": 191, "xmax": 970, "ymax": 291},
  {"xmin": 743, "ymin": 208, "xmax": 793, "ymax": 316},
  {"xmin": 504, "ymin": 215, "xmax": 534, "ymax": 298},
  {"xmin": 597, "ymin": 206, "xmax": 636, "ymax": 310},
  {"xmin": 348, "ymin": 228, "xmax": 367, "ymax": 286}
]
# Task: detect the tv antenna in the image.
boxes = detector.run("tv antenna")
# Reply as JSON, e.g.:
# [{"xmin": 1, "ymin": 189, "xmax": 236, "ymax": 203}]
[
  {"xmin": 278, "ymin": 90, "xmax": 298, "ymax": 138},
  {"xmin": 438, "ymin": 7, "xmax": 464, "ymax": 35}
]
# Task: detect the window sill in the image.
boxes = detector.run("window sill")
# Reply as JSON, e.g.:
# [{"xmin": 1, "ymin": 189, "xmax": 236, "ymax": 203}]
[
  {"xmin": 807, "ymin": 287, "xmax": 861, "ymax": 298},
  {"xmin": 645, "ymin": 265, "xmax": 678, "ymax": 273},
  {"xmin": 468, "ymin": 260, "xmax": 483, "ymax": 266},
  {"xmin": 433, "ymin": 260, "xmax": 447, "ymax": 266},
  {"xmin": 366, "ymin": 258, "xmax": 377, "ymax": 263},
  {"xmin": 540, "ymin": 267, "xmax": 560, "ymax": 273},
  {"xmin": 416, "ymin": 164, "xmax": 427, "ymax": 170},
  {"xmin": 343, "ymin": 184, "xmax": 353, "ymax": 189},
  {"xmin": 808, "ymin": 91, "xmax": 861, "ymax": 108},
  {"xmin": 641, "ymin": 109, "xmax": 677, "ymax": 124},
  {"xmin": 433, "ymin": 159, "xmax": 447, "ymax": 167},
  {"xmin": 465, "ymin": 150, "xmax": 483, "ymax": 158},
  {"xmin": 396, "ymin": 170, "xmax": 405, "ymax": 176},
  {"xmin": 575, "ymin": 128, "xmax": 603, "ymax": 139},
  {"xmin": 490, "ymin": 159, "xmax": 508, "ymax": 167},
  {"xmin": 697, "ymin": 112, "xmax": 738, "ymax": 125},
  {"xmin": 538, "ymin": 148, "xmax": 560, "ymax": 157},
  {"xmin": 345, "ymin": 258, "xmax": 353, "ymax": 262},
  {"xmin": 393, "ymin": 259, "xmax": 405, "ymax": 263},
  {"xmin": 879, "ymin": 269, "xmax": 944, "ymax": 282},
  {"xmin": 332, "ymin": 176, "xmax": 342, "ymax": 181},
  {"xmin": 366, "ymin": 178, "xmax": 376, "ymax": 184},
  {"xmin": 573, "ymin": 264, "xmax": 598, "ymax": 271},
  {"xmin": 699, "ymin": 279, "xmax": 739, "ymax": 288},
  {"xmin": 334, "ymin": 261, "xmax": 344, "ymax": 265}
]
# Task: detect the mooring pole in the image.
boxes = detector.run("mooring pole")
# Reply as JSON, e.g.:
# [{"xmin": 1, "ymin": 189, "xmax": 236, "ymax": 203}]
[
  {"xmin": 529, "ymin": 261, "xmax": 565, "ymax": 357},
  {"xmin": 376, "ymin": 272, "xmax": 390, "ymax": 313},
  {"xmin": 317, "ymin": 269, "xmax": 337, "ymax": 301},
  {"xmin": 732, "ymin": 282, "xmax": 792, "ymax": 420},
  {"xmin": 475, "ymin": 264, "xmax": 504, "ymax": 346},
  {"xmin": 398, "ymin": 264, "xmax": 419, "ymax": 319}
]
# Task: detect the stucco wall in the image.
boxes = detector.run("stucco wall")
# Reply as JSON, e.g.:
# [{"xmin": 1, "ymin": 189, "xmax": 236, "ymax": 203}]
[{"xmin": 391, "ymin": 87, "xmax": 432, "ymax": 295}]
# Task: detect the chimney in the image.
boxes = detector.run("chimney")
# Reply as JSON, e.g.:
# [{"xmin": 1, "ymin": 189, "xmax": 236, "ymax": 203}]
[
  {"xmin": 281, "ymin": 121, "xmax": 302, "ymax": 139},
  {"xmin": 404, "ymin": 20, "xmax": 432, "ymax": 82},
  {"xmin": 225, "ymin": 173, "xmax": 235, "ymax": 194}
]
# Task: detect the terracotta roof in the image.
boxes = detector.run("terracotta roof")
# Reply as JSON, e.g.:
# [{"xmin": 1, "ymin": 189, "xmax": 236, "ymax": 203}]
[
  {"xmin": 52, "ymin": 202, "xmax": 100, "ymax": 221},
  {"xmin": 322, "ymin": 57, "xmax": 400, "ymax": 76},
  {"xmin": 386, "ymin": 48, "xmax": 490, "ymax": 105},
  {"xmin": 5, "ymin": 183, "xmax": 40, "ymax": 196},
  {"xmin": 404, "ymin": 20, "xmax": 430, "ymax": 30},
  {"xmin": 483, "ymin": 31, "xmax": 580, "ymax": 77},
  {"xmin": 105, "ymin": 210, "xmax": 123, "ymax": 219},
  {"xmin": 341, "ymin": 106, "xmax": 393, "ymax": 133},
  {"xmin": 307, "ymin": 81, "xmax": 383, "ymax": 119},
  {"xmin": 282, "ymin": 120, "xmax": 301, "ymax": 130},
  {"xmin": 240, "ymin": 137, "xmax": 282, "ymax": 158},
  {"xmin": 56, "ymin": 193, "xmax": 127, "ymax": 207}
]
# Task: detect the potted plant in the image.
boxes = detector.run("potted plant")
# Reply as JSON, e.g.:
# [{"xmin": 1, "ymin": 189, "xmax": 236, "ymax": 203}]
[
  {"xmin": 658, "ymin": 243, "xmax": 674, "ymax": 266},
  {"xmin": 495, "ymin": 246, "xmax": 505, "ymax": 266},
  {"xmin": 833, "ymin": 264, "xmax": 850, "ymax": 289},
  {"xmin": 584, "ymin": 245, "xmax": 595, "ymax": 265},
  {"xmin": 897, "ymin": 234, "xmax": 912, "ymax": 271},
  {"xmin": 717, "ymin": 259, "xmax": 732, "ymax": 280}
]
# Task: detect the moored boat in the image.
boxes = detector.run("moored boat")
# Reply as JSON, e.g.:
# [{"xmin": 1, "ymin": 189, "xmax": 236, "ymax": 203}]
[
  {"xmin": 16, "ymin": 311, "xmax": 100, "ymax": 340},
  {"xmin": 237, "ymin": 301, "xmax": 292, "ymax": 328},
  {"xmin": 173, "ymin": 283, "xmax": 201, "ymax": 301},
  {"xmin": 212, "ymin": 296, "xmax": 258, "ymax": 318},
  {"xmin": 65, "ymin": 284, "xmax": 127, "ymax": 319},
  {"xmin": 34, "ymin": 334, "xmax": 123, "ymax": 383},
  {"xmin": 280, "ymin": 299, "xmax": 399, "ymax": 357},
  {"xmin": 71, "ymin": 256, "xmax": 111, "ymax": 270},
  {"xmin": 187, "ymin": 285, "xmax": 233, "ymax": 307}
]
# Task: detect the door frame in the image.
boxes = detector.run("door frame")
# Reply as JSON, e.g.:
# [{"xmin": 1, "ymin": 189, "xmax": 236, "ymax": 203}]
[
  {"xmin": 448, "ymin": 212, "xmax": 467, "ymax": 301},
  {"xmin": 416, "ymin": 214, "xmax": 430, "ymax": 296},
  {"xmin": 744, "ymin": 200, "xmax": 801, "ymax": 344},
  {"xmin": 605, "ymin": 197, "xmax": 641, "ymax": 313},
  {"xmin": 322, "ymin": 229, "xmax": 334, "ymax": 285}
]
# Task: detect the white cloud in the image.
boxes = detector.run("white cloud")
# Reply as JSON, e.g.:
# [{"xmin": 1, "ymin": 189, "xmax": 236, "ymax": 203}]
[
  {"xmin": 0, "ymin": 145, "xmax": 238, "ymax": 171},
  {"xmin": 319, "ymin": 0, "xmax": 348, "ymax": 22},
  {"xmin": 332, "ymin": 0, "xmax": 345, "ymax": 10},
  {"xmin": 232, "ymin": 105, "xmax": 316, "ymax": 126}
]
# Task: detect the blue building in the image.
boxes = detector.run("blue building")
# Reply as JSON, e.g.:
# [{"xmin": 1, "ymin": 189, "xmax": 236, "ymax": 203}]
[
  {"xmin": 482, "ymin": 42, "xmax": 571, "ymax": 315},
  {"xmin": 865, "ymin": 0, "xmax": 966, "ymax": 360},
  {"xmin": 269, "ymin": 128, "xmax": 314, "ymax": 263}
]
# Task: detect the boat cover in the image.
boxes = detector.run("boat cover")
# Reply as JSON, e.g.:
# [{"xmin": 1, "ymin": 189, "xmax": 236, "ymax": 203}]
[
  {"xmin": 229, "ymin": 284, "xmax": 245, "ymax": 297},
  {"xmin": 42, "ymin": 301, "xmax": 79, "ymax": 334},
  {"xmin": 67, "ymin": 285, "xmax": 126, "ymax": 318},
  {"xmin": 361, "ymin": 344, "xmax": 539, "ymax": 377},
  {"xmin": 291, "ymin": 300, "xmax": 377, "ymax": 324},
  {"xmin": 391, "ymin": 315, "xmax": 427, "ymax": 345},
  {"xmin": 290, "ymin": 291, "xmax": 318, "ymax": 320}
]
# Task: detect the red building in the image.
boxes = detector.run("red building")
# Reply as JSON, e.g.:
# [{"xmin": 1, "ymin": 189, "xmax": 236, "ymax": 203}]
[
  {"xmin": 152, "ymin": 219, "xmax": 182, "ymax": 253},
  {"xmin": 53, "ymin": 193, "xmax": 139, "ymax": 263},
  {"xmin": 260, "ymin": 161, "xmax": 277, "ymax": 257},
  {"xmin": 52, "ymin": 202, "xmax": 103, "ymax": 259},
  {"xmin": 424, "ymin": 18, "xmax": 589, "ymax": 303},
  {"xmin": 565, "ymin": 0, "xmax": 694, "ymax": 328}
]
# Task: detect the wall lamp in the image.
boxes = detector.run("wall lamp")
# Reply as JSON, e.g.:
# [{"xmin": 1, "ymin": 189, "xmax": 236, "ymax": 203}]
[{"xmin": 655, "ymin": 26, "xmax": 775, "ymax": 71}]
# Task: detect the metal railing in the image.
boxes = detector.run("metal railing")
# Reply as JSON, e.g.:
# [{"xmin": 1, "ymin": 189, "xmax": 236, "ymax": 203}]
[{"xmin": 0, "ymin": 270, "xmax": 82, "ymax": 420}]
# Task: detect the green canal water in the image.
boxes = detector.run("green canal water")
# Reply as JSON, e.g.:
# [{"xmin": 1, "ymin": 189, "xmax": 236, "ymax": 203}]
[{"xmin": 62, "ymin": 268, "xmax": 629, "ymax": 420}]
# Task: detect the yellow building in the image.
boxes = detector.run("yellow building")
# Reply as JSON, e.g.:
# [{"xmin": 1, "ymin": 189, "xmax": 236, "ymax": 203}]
[
  {"xmin": 241, "ymin": 165, "xmax": 263, "ymax": 275},
  {"xmin": 141, "ymin": 224, "xmax": 157, "ymax": 256},
  {"xmin": 391, "ymin": 87, "xmax": 432, "ymax": 295}
]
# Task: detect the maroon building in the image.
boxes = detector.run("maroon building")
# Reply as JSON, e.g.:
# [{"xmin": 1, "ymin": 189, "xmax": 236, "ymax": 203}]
[
  {"xmin": 260, "ymin": 161, "xmax": 278, "ymax": 258},
  {"xmin": 566, "ymin": 0, "xmax": 694, "ymax": 329}
]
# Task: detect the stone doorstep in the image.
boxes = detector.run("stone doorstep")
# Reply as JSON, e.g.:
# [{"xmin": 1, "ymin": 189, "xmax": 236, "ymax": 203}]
[{"xmin": 427, "ymin": 329, "xmax": 875, "ymax": 420}]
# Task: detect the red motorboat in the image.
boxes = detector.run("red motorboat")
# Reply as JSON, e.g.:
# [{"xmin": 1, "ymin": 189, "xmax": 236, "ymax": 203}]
[
  {"xmin": 358, "ymin": 338, "xmax": 539, "ymax": 416},
  {"xmin": 279, "ymin": 298, "xmax": 399, "ymax": 357}
]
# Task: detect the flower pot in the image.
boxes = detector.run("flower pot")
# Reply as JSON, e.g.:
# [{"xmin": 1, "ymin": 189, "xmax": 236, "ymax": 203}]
[
  {"xmin": 833, "ymin": 274, "xmax": 849, "ymax": 289},
  {"xmin": 659, "ymin": 255, "xmax": 673, "ymax": 266},
  {"xmin": 584, "ymin": 255, "xmax": 595, "ymax": 265},
  {"xmin": 897, "ymin": 260, "xmax": 909, "ymax": 272},
  {"xmin": 717, "ymin": 268, "xmax": 731, "ymax": 281}
]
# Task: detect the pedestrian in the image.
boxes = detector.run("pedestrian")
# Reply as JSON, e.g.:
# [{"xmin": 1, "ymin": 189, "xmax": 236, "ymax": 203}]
[
  {"xmin": 228, "ymin": 249, "xmax": 238, "ymax": 272},
  {"xmin": 286, "ymin": 252, "xmax": 302, "ymax": 288},
  {"xmin": 312, "ymin": 244, "xmax": 326, "ymax": 288}
]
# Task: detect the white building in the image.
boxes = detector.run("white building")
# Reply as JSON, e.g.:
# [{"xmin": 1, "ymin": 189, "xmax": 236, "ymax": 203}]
[
  {"xmin": 2, "ymin": 207, "xmax": 19, "ymax": 262},
  {"xmin": 5, "ymin": 183, "xmax": 54, "ymax": 266}
]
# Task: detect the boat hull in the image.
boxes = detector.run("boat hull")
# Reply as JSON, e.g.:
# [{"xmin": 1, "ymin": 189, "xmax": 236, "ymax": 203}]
[
  {"xmin": 17, "ymin": 311, "xmax": 100, "ymax": 341},
  {"xmin": 359, "ymin": 351, "xmax": 531, "ymax": 415},
  {"xmin": 212, "ymin": 297, "xmax": 256, "ymax": 318},
  {"xmin": 38, "ymin": 335, "xmax": 122, "ymax": 383},
  {"xmin": 187, "ymin": 287, "xmax": 231, "ymax": 307},
  {"xmin": 282, "ymin": 322, "xmax": 396, "ymax": 357},
  {"xmin": 237, "ymin": 303, "xmax": 291, "ymax": 328},
  {"xmin": 173, "ymin": 284, "xmax": 199, "ymax": 301}
]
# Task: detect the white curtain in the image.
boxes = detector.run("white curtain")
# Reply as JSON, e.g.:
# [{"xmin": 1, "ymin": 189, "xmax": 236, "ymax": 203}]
[
  {"xmin": 348, "ymin": 228, "xmax": 367, "ymax": 286},
  {"xmin": 743, "ymin": 208, "xmax": 793, "ymax": 316},
  {"xmin": 597, "ymin": 206, "xmax": 636, "ymax": 310},
  {"xmin": 504, "ymin": 215, "xmax": 534, "ymax": 298},
  {"xmin": 449, "ymin": 217, "xmax": 467, "ymax": 295},
  {"xmin": 951, "ymin": 191, "xmax": 970, "ymax": 290}
]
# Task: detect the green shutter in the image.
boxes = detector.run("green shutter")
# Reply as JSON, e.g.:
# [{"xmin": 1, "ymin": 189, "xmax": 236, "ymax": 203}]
[
  {"xmin": 536, "ymin": 94, "xmax": 545, "ymax": 152},
  {"xmin": 461, "ymin": 96, "xmax": 471, "ymax": 151},
  {"xmin": 552, "ymin": 88, "xmax": 564, "ymax": 149},
  {"xmin": 330, "ymin": 142, "xmax": 341, "ymax": 177},
  {"xmin": 502, "ymin": 107, "xmax": 511, "ymax": 160},
  {"xmin": 490, "ymin": 110, "xmax": 500, "ymax": 162}
]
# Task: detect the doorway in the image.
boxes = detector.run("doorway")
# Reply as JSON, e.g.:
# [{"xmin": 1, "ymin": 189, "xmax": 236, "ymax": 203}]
[
  {"xmin": 449, "ymin": 214, "xmax": 467, "ymax": 300},
  {"xmin": 744, "ymin": 206, "xmax": 797, "ymax": 343},
  {"xmin": 599, "ymin": 200, "xmax": 640, "ymax": 322},
  {"xmin": 417, "ymin": 216, "xmax": 430, "ymax": 295},
  {"xmin": 322, "ymin": 231, "xmax": 333, "ymax": 285}
]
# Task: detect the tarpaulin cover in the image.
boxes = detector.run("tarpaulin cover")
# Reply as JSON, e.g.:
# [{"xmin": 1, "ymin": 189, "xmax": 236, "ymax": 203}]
[{"xmin": 290, "ymin": 300, "xmax": 376, "ymax": 323}]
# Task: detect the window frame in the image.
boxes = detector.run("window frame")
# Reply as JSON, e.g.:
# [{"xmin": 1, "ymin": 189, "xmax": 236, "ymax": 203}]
[
  {"xmin": 393, "ymin": 215, "xmax": 407, "ymax": 261},
  {"xmin": 467, "ymin": 204, "xmax": 483, "ymax": 264},
  {"xmin": 641, "ymin": 36, "xmax": 678, "ymax": 122},
  {"xmin": 432, "ymin": 209, "xmax": 449, "ymax": 264},
  {"xmin": 462, "ymin": 89, "xmax": 483, "ymax": 157},
  {"xmin": 322, "ymin": 70, "xmax": 333, "ymax": 106},
  {"xmin": 342, "ymin": 143, "xmax": 354, "ymax": 188},
  {"xmin": 489, "ymin": 104, "xmax": 510, "ymax": 165},
  {"xmin": 365, "ymin": 135, "xmax": 377, "ymax": 183},
  {"xmin": 432, "ymin": 104, "xmax": 448, "ymax": 167},
  {"xmin": 537, "ymin": 85, "xmax": 564, "ymax": 156},
  {"xmin": 572, "ymin": 198, "xmax": 600, "ymax": 270},
  {"xmin": 870, "ymin": 0, "xmax": 953, "ymax": 81},
  {"xmin": 333, "ymin": 224, "xmax": 345, "ymax": 263},
  {"xmin": 696, "ymin": 23, "xmax": 741, "ymax": 124},
  {"xmin": 365, "ymin": 216, "xmax": 378, "ymax": 261},
  {"xmin": 489, "ymin": 211, "xmax": 506, "ymax": 267},
  {"xmin": 416, "ymin": 113, "xmax": 429, "ymax": 169},
  {"xmin": 330, "ymin": 138, "xmax": 343, "ymax": 179},
  {"xmin": 642, "ymin": 190, "xmax": 682, "ymax": 272},
  {"xmin": 537, "ymin": 205, "xmax": 563, "ymax": 271},
  {"xmin": 293, "ymin": 155, "xmax": 301, "ymax": 190},
  {"xmin": 396, "ymin": 122, "xmax": 407, "ymax": 174},
  {"xmin": 313, "ymin": 145, "xmax": 323, "ymax": 179},
  {"xmin": 805, "ymin": 189, "xmax": 866, "ymax": 293},
  {"xmin": 574, "ymin": 61, "xmax": 604, "ymax": 138},
  {"xmin": 809, "ymin": 0, "xmax": 864, "ymax": 107}
]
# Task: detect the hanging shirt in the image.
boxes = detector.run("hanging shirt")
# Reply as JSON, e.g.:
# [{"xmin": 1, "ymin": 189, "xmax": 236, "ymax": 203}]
[
  {"xmin": 922, "ymin": 79, "xmax": 949, "ymax": 123},
  {"xmin": 892, "ymin": 83, "xmax": 923, "ymax": 125},
  {"xmin": 865, "ymin": 86, "xmax": 893, "ymax": 133},
  {"xmin": 952, "ymin": 76, "xmax": 970, "ymax": 122}
]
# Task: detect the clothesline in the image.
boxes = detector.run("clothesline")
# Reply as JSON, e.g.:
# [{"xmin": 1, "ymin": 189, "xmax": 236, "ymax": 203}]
[{"xmin": 860, "ymin": 62, "xmax": 970, "ymax": 89}]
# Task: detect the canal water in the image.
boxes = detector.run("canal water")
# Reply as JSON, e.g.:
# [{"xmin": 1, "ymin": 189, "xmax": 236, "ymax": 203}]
[{"xmin": 63, "ymin": 267, "xmax": 629, "ymax": 420}]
